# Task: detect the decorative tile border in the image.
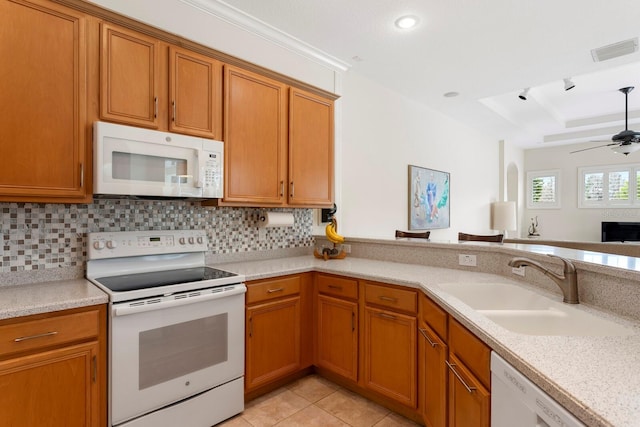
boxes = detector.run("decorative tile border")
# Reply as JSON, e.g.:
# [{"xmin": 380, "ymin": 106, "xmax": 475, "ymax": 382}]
[{"xmin": 0, "ymin": 200, "xmax": 314, "ymax": 273}]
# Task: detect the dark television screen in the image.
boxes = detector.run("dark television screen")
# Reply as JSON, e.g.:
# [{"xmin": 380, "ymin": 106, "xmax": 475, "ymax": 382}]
[{"xmin": 601, "ymin": 222, "xmax": 640, "ymax": 242}]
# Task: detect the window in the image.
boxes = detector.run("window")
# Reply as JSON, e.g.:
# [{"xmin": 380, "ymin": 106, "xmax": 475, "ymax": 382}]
[
  {"xmin": 579, "ymin": 164, "xmax": 640, "ymax": 208},
  {"xmin": 527, "ymin": 170, "xmax": 560, "ymax": 209}
]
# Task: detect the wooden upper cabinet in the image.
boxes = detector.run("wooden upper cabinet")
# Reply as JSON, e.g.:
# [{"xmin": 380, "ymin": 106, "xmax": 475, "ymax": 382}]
[
  {"xmin": 288, "ymin": 88, "xmax": 334, "ymax": 206},
  {"xmin": 100, "ymin": 22, "xmax": 161, "ymax": 128},
  {"xmin": 224, "ymin": 65, "xmax": 288, "ymax": 204},
  {"xmin": 169, "ymin": 46, "xmax": 222, "ymax": 139},
  {"xmin": 0, "ymin": 0, "xmax": 89, "ymax": 202}
]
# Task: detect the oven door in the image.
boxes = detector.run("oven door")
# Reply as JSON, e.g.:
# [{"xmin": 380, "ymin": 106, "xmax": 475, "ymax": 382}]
[{"xmin": 110, "ymin": 285, "xmax": 245, "ymax": 426}]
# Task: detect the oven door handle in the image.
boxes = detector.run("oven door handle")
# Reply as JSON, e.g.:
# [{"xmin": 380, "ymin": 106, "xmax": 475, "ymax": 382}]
[{"xmin": 112, "ymin": 285, "xmax": 246, "ymax": 317}]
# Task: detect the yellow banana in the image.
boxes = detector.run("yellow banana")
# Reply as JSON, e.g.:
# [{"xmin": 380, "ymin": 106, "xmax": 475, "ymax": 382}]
[{"xmin": 325, "ymin": 219, "xmax": 345, "ymax": 244}]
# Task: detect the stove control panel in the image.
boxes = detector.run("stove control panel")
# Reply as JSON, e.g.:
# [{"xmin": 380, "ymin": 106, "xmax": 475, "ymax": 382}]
[{"xmin": 87, "ymin": 230, "xmax": 208, "ymax": 259}]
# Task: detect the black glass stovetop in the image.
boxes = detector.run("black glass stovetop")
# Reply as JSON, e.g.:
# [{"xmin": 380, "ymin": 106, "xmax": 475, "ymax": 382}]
[{"xmin": 95, "ymin": 267, "xmax": 238, "ymax": 293}]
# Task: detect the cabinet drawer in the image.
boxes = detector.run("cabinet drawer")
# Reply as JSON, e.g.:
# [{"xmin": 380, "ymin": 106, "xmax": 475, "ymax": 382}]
[
  {"xmin": 0, "ymin": 309, "xmax": 100, "ymax": 358},
  {"xmin": 246, "ymin": 275, "xmax": 301, "ymax": 305},
  {"xmin": 448, "ymin": 318, "xmax": 491, "ymax": 390},
  {"xmin": 364, "ymin": 282, "xmax": 417, "ymax": 313},
  {"xmin": 420, "ymin": 293, "xmax": 447, "ymax": 341},
  {"xmin": 317, "ymin": 274, "xmax": 358, "ymax": 300}
]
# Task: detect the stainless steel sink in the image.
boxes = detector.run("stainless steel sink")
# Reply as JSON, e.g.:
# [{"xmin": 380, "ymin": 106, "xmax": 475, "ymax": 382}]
[{"xmin": 437, "ymin": 282, "xmax": 633, "ymax": 336}]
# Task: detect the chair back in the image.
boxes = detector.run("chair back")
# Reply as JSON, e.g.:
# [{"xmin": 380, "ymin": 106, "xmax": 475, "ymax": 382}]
[
  {"xmin": 395, "ymin": 230, "xmax": 430, "ymax": 239},
  {"xmin": 458, "ymin": 232, "xmax": 503, "ymax": 243}
]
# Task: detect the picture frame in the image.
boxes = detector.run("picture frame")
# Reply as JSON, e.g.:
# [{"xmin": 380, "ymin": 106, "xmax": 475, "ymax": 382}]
[{"xmin": 408, "ymin": 165, "xmax": 450, "ymax": 230}]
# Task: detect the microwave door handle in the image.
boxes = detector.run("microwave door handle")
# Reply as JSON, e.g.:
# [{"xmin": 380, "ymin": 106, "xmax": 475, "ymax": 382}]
[{"xmin": 194, "ymin": 150, "xmax": 203, "ymax": 188}]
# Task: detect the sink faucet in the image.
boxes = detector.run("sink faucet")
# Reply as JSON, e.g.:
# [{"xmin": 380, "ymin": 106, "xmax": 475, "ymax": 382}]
[{"xmin": 508, "ymin": 254, "xmax": 579, "ymax": 304}]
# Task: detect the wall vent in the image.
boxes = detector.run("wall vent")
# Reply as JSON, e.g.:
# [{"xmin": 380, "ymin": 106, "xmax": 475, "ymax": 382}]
[{"xmin": 591, "ymin": 38, "xmax": 638, "ymax": 62}]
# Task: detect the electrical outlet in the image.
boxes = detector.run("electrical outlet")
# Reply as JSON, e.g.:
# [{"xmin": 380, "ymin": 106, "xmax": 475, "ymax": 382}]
[
  {"xmin": 512, "ymin": 266, "xmax": 526, "ymax": 277},
  {"xmin": 458, "ymin": 254, "xmax": 477, "ymax": 267},
  {"xmin": 342, "ymin": 244, "xmax": 351, "ymax": 254}
]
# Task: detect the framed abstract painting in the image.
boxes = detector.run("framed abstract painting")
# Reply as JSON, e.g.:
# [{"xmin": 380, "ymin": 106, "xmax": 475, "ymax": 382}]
[{"xmin": 408, "ymin": 165, "xmax": 450, "ymax": 230}]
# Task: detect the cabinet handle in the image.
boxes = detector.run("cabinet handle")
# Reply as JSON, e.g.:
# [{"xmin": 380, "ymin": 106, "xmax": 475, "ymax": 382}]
[
  {"xmin": 377, "ymin": 312, "xmax": 397, "ymax": 320},
  {"xmin": 249, "ymin": 317, "xmax": 253, "ymax": 337},
  {"xmin": 446, "ymin": 360, "xmax": 476, "ymax": 394},
  {"xmin": 267, "ymin": 287, "xmax": 284, "ymax": 293},
  {"xmin": 379, "ymin": 295, "xmax": 398, "ymax": 303},
  {"xmin": 328, "ymin": 285, "xmax": 343, "ymax": 290},
  {"xmin": 79, "ymin": 163, "xmax": 84, "ymax": 188},
  {"xmin": 92, "ymin": 355, "xmax": 97, "ymax": 383},
  {"xmin": 419, "ymin": 328, "xmax": 438, "ymax": 348},
  {"xmin": 172, "ymin": 100, "xmax": 176, "ymax": 122},
  {"xmin": 154, "ymin": 97, "xmax": 158, "ymax": 118},
  {"xmin": 290, "ymin": 182, "xmax": 295, "ymax": 198},
  {"xmin": 14, "ymin": 331, "xmax": 58, "ymax": 342},
  {"xmin": 351, "ymin": 311, "xmax": 355, "ymax": 331},
  {"xmin": 280, "ymin": 181, "xmax": 284, "ymax": 197}
]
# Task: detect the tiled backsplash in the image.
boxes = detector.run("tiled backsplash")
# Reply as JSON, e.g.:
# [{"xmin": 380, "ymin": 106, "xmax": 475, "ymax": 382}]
[{"xmin": 1, "ymin": 199, "xmax": 314, "ymax": 273}]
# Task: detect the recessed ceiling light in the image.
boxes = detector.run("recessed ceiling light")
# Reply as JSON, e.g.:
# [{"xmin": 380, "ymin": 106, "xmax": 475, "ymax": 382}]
[
  {"xmin": 395, "ymin": 15, "xmax": 419, "ymax": 29},
  {"xmin": 443, "ymin": 91, "xmax": 459, "ymax": 98}
]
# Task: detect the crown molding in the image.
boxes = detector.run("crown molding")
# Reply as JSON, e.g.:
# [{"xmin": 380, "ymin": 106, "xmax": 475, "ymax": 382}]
[{"xmin": 179, "ymin": 0, "xmax": 351, "ymax": 72}]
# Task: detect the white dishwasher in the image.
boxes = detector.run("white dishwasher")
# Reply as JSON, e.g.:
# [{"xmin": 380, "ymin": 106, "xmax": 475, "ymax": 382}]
[{"xmin": 491, "ymin": 352, "xmax": 585, "ymax": 427}]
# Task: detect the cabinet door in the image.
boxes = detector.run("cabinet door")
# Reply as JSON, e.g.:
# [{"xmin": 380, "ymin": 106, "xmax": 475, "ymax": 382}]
[
  {"xmin": 0, "ymin": 341, "xmax": 100, "ymax": 427},
  {"xmin": 224, "ymin": 65, "xmax": 288, "ymax": 204},
  {"xmin": 0, "ymin": 0, "xmax": 88, "ymax": 201},
  {"xmin": 363, "ymin": 306, "xmax": 417, "ymax": 408},
  {"xmin": 447, "ymin": 354, "xmax": 490, "ymax": 427},
  {"xmin": 288, "ymin": 88, "xmax": 334, "ymax": 207},
  {"xmin": 245, "ymin": 296, "xmax": 301, "ymax": 391},
  {"xmin": 169, "ymin": 46, "xmax": 222, "ymax": 139},
  {"xmin": 419, "ymin": 322, "xmax": 448, "ymax": 427},
  {"xmin": 100, "ymin": 23, "xmax": 161, "ymax": 128},
  {"xmin": 317, "ymin": 294, "xmax": 357, "ymax": 381}
]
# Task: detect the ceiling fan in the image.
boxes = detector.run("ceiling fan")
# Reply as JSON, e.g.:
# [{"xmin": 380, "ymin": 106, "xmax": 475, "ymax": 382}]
[{"xmin": 571, "ymin": 86, "xmax": 640, "ymax": 155}]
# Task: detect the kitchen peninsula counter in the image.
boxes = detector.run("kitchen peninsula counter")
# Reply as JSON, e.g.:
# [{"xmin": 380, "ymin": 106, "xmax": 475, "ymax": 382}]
[{"xmin": 214, "ymin": 250, "xmax": 640, "ymax": 427}]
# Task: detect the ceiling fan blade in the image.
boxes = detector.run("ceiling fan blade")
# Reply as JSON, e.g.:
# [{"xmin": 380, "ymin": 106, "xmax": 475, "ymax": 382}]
[{"xmin": 570, "ymin": 142, "xmax": 618, "ymax": 154}]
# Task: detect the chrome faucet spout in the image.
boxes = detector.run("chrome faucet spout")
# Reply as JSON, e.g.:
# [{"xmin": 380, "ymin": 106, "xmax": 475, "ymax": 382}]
[{"xmin": 508, "ymin": 254, "xmax": 579, "ymax": 304}]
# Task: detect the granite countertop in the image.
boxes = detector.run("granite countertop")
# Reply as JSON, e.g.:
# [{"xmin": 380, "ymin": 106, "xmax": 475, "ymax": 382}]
[
  {"xmin": 213, "ymin": 255, "xmax": 640, "ymax": 427},
  {"xmin": 0, "ymin": 279, "xmax": 109, "ymax": 320}
]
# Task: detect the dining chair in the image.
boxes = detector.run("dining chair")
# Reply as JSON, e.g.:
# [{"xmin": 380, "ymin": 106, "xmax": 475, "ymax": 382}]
[
  {"xmin": 458, "ymin": 232, "xmax": 504, "ymax": 243},
  {"xmin": 395, "ymin": 230, "xmax": 430, "ymax": 239}
]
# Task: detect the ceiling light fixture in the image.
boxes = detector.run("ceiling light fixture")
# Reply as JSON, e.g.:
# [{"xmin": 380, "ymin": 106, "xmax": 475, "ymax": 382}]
[
  {"xmin": 564, "ymin": 78, "xmax": 576, "ymax": 91},
  {"xmin": 611, "ymin": 143, "xmax": 640, "ymax": 155},
  {"xmin": 518, "ymin": 88, "xmax": 529, "ymax": 100},
  {"xmin": 395, "ymin": 15, "xmax": 419, "ymax": 29},
  {"xmin": 443, "ymin": 91, "xmax": 459, "ymax": 98}
]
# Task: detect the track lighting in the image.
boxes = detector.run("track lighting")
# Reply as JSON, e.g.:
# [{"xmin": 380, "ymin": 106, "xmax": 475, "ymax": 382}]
[
  {"xmin": 518, "ymin": 88, "xmax": 529, "ymax": 100},
  {"xmin": 564, "ymin": 78, "xmax": 575, "ymax": 91}
]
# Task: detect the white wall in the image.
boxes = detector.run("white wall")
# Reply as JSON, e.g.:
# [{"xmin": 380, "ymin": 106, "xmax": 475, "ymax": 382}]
[
  {"xmin": 338, "ymin": 72, "xmax": 500, "ymax": 241},
  {"xmin": 525, "ymin": 144, "xmax": 640, "ymax": 242}
]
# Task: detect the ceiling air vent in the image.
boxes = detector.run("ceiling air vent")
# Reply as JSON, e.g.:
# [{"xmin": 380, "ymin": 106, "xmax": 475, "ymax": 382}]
[{"xmin": 591, "ymin": 38, "xmax": 638, "ymax": 62}]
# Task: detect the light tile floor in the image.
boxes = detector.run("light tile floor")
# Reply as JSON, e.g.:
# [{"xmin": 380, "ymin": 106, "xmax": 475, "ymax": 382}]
[{"xmin": 217, "ymin": 375, "xmax": 421, "ymax": 427}]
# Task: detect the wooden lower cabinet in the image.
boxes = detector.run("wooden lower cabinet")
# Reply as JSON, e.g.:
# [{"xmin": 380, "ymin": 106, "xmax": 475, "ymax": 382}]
[
  {"xmin": 447, "ymin": 354, "xmax": 490, "ymax": 427},
  {"xmin": 363, "ymin": 306, "xmax": 417, "ymax": 408},
  {"xmin": 447, "ymin": 318, "xmax": 491, "ymax": 427},
  {"xmin": 316, "ymin": 294, "xmax": 358, "ymax": 381},
  {"xmin": 245, "ymin": 296, "xmax": 301, "ymax": 391},
  {"xmin": 0, "ymin": 305, "xmax": 106, "ymax": 427},
  {"xmin": 419, "ymin": 321, "xmax": 448, "ymax": 427}
]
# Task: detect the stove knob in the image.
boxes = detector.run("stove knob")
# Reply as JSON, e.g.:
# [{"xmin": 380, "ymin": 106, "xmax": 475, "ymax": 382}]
[
  {"xmin": 106, "ymin": 240, "xmax": 117, "ymax": 249},
  {"xmin": 188, "ymin": 237, "xmax": 195, "ymax": 244},
  {"xmin": 197, "ymin": 236, "xmax": 204, "ymax": 244},
  {"xmin": 93, "ymin": 240, "xmax": 105, "ymax": 250},
  {"xmin": 179, "ymin": 237, "xmax": 186, "ymax": 245}
]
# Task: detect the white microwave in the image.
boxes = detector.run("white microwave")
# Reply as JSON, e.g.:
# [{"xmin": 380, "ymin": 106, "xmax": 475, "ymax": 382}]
[{"xmin": 93, "ymin": 121, "xmax": 223, "ymax": 199}]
